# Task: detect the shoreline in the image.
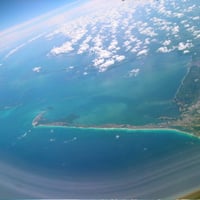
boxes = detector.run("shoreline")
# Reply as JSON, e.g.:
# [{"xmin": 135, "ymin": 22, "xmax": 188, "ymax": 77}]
[
  {"xmin": 32, "ymin": 119, "xmax": 196, "ymax": 139},
  {"xmin": 31, "ymin": 111, "xmax": 200, "ymax": 139}
]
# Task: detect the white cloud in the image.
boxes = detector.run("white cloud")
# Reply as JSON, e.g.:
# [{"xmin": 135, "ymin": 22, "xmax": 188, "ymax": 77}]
[
  {"xmin": 71, "ymin": 28, "xmax": 88, "ymax": 44},
  {"xmin": 195, "ymin": 34, "xmax": 200, "ymax": 39},
  {"xmin": 180, "ymin": 20, "xmax": 187, "ymax": 24},
  {"xmin": 129, "ymin": 36, "xmax": 138, "ymax": 43},
  {"xmin": 83, "ymin": 72, "xmax": 88, "ymax": 75},
  {"xmin": 131, "ymin": 48, "xmax": 138, "ymax": 53},
  {"xmin": 144, "ymin": 38, "xmax": 151, "ymax": 45},
  {"xmin": 50, "ymin": 42, "xmax": 74, "ymax": 55},
  {"xmin": 187, "ymin": 26, "xmax": 196, "ymax": 33},
  {"xmin": 114, "ymin": 55, "xmax": 125, "ymax": 62},
  {"xmin": 47, "ymin": 0, "xmax": 155, "ymax": 66},
  {"xmin": 183, "ymin": 50, "xmax": 190, "ymax": 54},
  {"xmin": 129, "ymin": 68, "xmax": 140, "ymax": 77},
  {"xmin": 123, "ymin": 40, "xmax": 131, "ymax": 47},
  {"xmin": 101, "ymin": 59, "xmax": 115, "ymax": 68},
  {"xmin": 157, "ymin": 46, "xmax": 174, "ymax": 53},
  {"xmin": 125, "ymin": 45, "xmax": 132, "ymax": 52},
  {"xmin": 130, "ymin": 40, "xmax": 143, "ymax": 54},
  {"xmin": 187, "ymin": 5, "xmax": 196, "ymax": 12},
  {"xmin": 28, "ymin": 33, "xmax": 44, "ymax": 43},
  {"xmin": 192, "ymin": 16, "xmax": 200, "ymax": 20},
  {"xmin": 77, "ymin": 43, "xmax": 90, "ymax": 54},
  {"xmin": 108, "ymin": 39, "xmax": 118, "ymax": 51},
  {"xmin": 98, "ymin": 59, "xmax": 115, "ymax": 72},
  {"xmin": 139, "ymin": 26, "xmax": 157, "ymax": 37},
  {"xmin": 69, "ymin": 66, "xmax": 74, "ymax": 69},
  {"xmin": 184, "ymin": 24, "xmax": 190, "ymax": 28},
  {"xmin": 163, "ymin": 40, "xmax": 171, "ymax": 46},
  {"xmin": 93, "ymin": 58, "xmax": 105, "ymax": 66},
  {"xmin": 98, "ymin": 49, "xmax": 113, "ymax": 59},
  {"xmin": 5, "ymin": 43, "xmax": 26, "ymax": 59},
  {"xmin": 92, "ymin": 35, "xmax": 103, "ymax": 47},
  {"xmin": 174, "ymin": 13, "xmax": 184, "ymax": 18},
  {"xmin": 137, "ymin": 49, "xmax": 149, "ymax": 56},
  {"xmin": 32, "ymin": 66, "xmax": 41, "ymax": 73},
  {"xmin": 177, "ymin": 42, "xmax": 193, "ymax": 51},
  {"xmin": 171, "ymin": 25, "xmax": 179, "ymax": 34},
  {"xmin": 4, "ymin": 33, "xmax": 44, "ymax": 59},
  {"xmin": 4, "ymin": 0, "xmax": 198, "ymax": 76},
  {"xmin": 84, "ymin": 36, "xmax": 92, "ymax": 43}
]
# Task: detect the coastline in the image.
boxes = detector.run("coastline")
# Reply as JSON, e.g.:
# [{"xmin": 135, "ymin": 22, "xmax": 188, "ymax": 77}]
[{"xmin": 31, "ymin": 112, "xmax": 197, "ymax": 139}]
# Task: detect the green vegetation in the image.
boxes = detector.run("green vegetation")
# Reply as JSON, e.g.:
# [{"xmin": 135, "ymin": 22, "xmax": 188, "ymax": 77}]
[
  {"xmin": 175, "ymin": 65, "xmax": 200, "ymax": 109},
  {"xmin": 170, "ymin": 51, "xmax": 200, "ymax": 136}
]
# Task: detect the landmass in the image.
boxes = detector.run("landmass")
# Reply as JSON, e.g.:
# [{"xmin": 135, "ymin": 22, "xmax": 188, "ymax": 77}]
[
  {"xmin": 32, "ymin": 111, "xmax": 46, "ymax": 127},
  {"xmin": 172, "ymin": 49, "xmax": 200, "ymax": 137},
  {"xmin": 31, "ymin": 45, "xmax": 200, "ymax": 137},
  {"xmin": 32, "ymin": 51, "xmax": 200, "ymax": 138}
]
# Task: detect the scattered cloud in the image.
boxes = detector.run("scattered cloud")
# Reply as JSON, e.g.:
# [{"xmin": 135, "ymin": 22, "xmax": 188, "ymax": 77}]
[
  {"xmin": 32, "ymin": 66, "xmax": 42, "ymax": 73},
  {"xmin": 137, "ymin": 49, "xmax": 149, "ymax": 57},
  {"xmin": 177, "ymin": 41, "xmax": 193, "ymax": 51},
  {"xmin": 51, "ymin": 42, "xmax": 74, "ymax": 55},
  {"xmin": 183, "ymin": 50, "xmax": 190, "ymax": 54},
  {"xmin": 129, "ymin": 68, "xmax": 140, "ymax": 77},
  {"xmin": 46, "ymin": 0, "xmax": 198, "ymax": 72},
  {"xmin": 171, "ymin": 25, "xmax": 180, "ymax": 35},
  {"xmin": 163, "ymin": 40, "xmax": 171, "ymax": 46},
  {"xmin": 1, "ymin": 0, "xmax": 199, "ymax": 74},
  {"xmin": 99, "ymin": 59, "xmax": 115, "ymax": 72},
  {"xmin": 114, "ymin": 55, "xmax": 125, "ymax": 62},
  {"xmin": 69, "ymin": 66, "xmax": 74, "ymax": 69},
  {"xmin": 77, "ymin": 43, "xmax": 90, "ymax": 54},
  {"xmin": 157, "ymin": 46, "xmax": 174, "ymax": 53},
  {"xmin": 93, "ymin": 58, "xmax": 105, "ymax": 67},
  {"xmin": 83, "ymin": 72, "xmax": 88, "ymax": 75}
]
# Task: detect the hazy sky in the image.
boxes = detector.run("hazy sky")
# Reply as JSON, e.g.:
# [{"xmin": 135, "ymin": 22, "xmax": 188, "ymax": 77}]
[
  {"xmin": 0, "ymin": 0, "xmax": 113, "ymax": 52},
  {"xmin": 0, "ymin": 0, "xmax": 77, "ymax": 30}
]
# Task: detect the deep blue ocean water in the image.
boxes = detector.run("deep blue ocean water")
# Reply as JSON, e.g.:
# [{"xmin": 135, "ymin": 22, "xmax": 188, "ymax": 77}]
[{"xmin": 5, "ymin": 127, "xmax": 200, "ymax": 177}]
